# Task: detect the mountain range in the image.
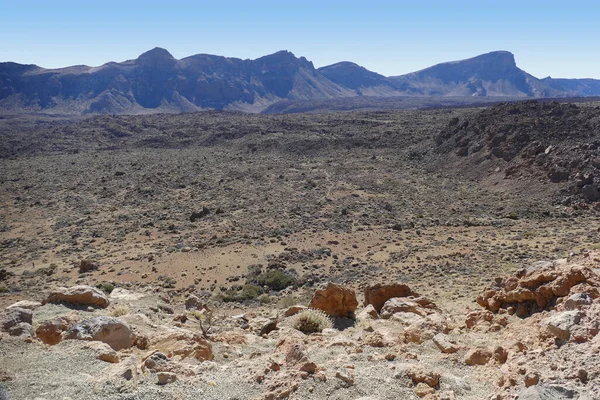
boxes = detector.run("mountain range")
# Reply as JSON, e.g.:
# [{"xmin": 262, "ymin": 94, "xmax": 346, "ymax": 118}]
[{"xmin": 1, "ymin": 48, "xmax": 599, "ymax": 114}]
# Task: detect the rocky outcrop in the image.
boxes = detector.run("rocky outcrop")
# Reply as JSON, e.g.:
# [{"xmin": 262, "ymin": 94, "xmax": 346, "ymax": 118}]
[
  {"xmin": 308, "ymin": 283, "xmax": 358, "ymax": 318},
  {"xmin": 43, "ymin": 285, "xmax": 110, "ymax": 308},
  {"xmin": 477, "ymin": 262, "xmax": 599, "ymax": 317}
]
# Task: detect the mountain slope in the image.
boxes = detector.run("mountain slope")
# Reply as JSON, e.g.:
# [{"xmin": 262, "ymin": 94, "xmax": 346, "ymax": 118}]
[
  {"xmin": 1, "ymin": 49, "xmax": 600, "ymax": 115},
  {"xmin": 0, "ymin": 48, "xmax": 354, "ymax": 114},
  {"xmin": 388, "ymin": 51, "xmax": 564, "ymax": 97}
]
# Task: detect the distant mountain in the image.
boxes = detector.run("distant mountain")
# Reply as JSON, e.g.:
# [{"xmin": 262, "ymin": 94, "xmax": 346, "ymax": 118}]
[
  {"xmin": 1, "ymin": 48, "xmax": 599, "ymax": 114},
  {"xmin": 0, "ymin": 48, "xmax": 354, "ymax": 114}
]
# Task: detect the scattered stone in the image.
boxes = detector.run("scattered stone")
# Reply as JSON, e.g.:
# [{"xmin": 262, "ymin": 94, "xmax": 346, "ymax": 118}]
[
  {"xmin": 356, "ymin": 304, "xmax": 379, "ymax": 320},
  {"xmin": 308, "ymin": 282, "xmax": 358, "ymax": 318},
  {"xmin": 563, "ymin": 293, "xmax": 593, "ymax": 311},
  {"xmin": 515, "ymin": 384, "xmax": 582, "ymax": 400},
  {"xmin": 184, "ymin": 294, "xmax": 205, "ymax": 310},
  {"xmin": 283, "ymin": 305, "xmax": 306, "ymax": 317},
  {"xmin": 43, "ymin": 285, "xmax": 110, "ymax": 308},
  {"xmin": 109, "ymin": 288, "xmax": 146, "ymax": 301}
]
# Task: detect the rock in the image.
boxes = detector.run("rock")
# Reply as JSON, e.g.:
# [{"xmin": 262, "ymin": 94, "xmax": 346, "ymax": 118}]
[
  {"xmin": 404, "ymin": 313, "xmax": 449, "ymax": 344},
  {"xmin": 63, "ymin": 316, "xmax": 135, "ymax": 350},
  {"xmin": 465, "ymin": 310, "xmax": 494, "ymax": 329},
  {"xmin": 476, "ymin": 263, "xmax": 599, "ymax": 316},
  {"xmin": 143, "ymin": 351, "xmax": 169, "ymax": 372},
  {"xmin": 563, "ymin": 293, "xmax": 593, "ymax": 310},
  {"xmin": 433, "ymin": 333, "xmax": 459, "ymax": 354},
  {"xmin": 0, "ymin": 307, "xmax": 33, "ymax": 337},
  {"xmin": 581, "ymin": 184, "xmax": 600, "ymax": 202},
  {"xmin": 308, "ymin": 283, "xmax": 358, "ymax": 318},
  {"xmin": 150, "ymin": 327, "xmax": 213, "ymax": 361},
  {"xmin": 259, "ymin": 319, "xmax": 278, "ymax": 336},
  {"xmin": 83, "ymin": 341, "xmax": 120, "ymax": 363},
  {"xmin": 184, "ymin": 294, "xmax": 204, "ymax": 310},
  {"xmin": 157, "ymin": 371, "xmax": 177, "ymax": 385},
  {"xmin": 543, "ymin": 311, "xmax": 583, "ymax": 341},
  {"xmin": 492, "ymin": 346, "xmax": 508, "ymax": 364},
  {"xmin": 36, "ymin": 313, "xmax": 79, "ymax": 345},
  {"xmin": 109, "ymin": 288, "xmax": 146, "ymax": 301},
  {"xmin": 464, "ymin": 348, "xmax": 492, "ymax": 365},
  {"xmin": 515, "ymin": 385, "xmax": 582, "ymax": 399},
  {"xmin": 405, "ymin": 366, "xmax": 440, "ymax": 387},
  {"xmin": 524, "ymin": 372, "xmax": 540, "ymax": 387},
  {"xmin": 78, "ymin": 259, "xmax": 99, "ymax": 273},
  {"xmin": 380, "ymin": 297, "xmax": 434, "ymax": 319},
  {"xmin": 364, "ymin": 283, "xmax": 417, "ymax": 312},
  {"xmin": 284, "ymin": 305, "xmax": 306, "ymax": 317},
  {"xmin": 356, "ymin": 304, "xmax": 379, "ymax": 320},
  {"xmin": 415, "ymin": 382, "xmax": 436, "ymax": 397},
  {"xmin": 6, "ymin": 300, "xmax": 42, "ymax": 310},
  {"xmin": 43, "ymin": 285, "xmax": 110, "ymax": 308}
]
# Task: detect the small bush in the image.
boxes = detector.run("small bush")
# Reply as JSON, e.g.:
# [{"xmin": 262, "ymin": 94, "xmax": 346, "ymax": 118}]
[
  {"xmin": 258, "ymin": 294, "xmax": 272, "ymax": 304},
  {"xmin": 289, "ymin": 309, "xmax": 333, "ymax": 334},
  {"xmin": 221, "ymin": 284, "xmax": 263, "ymax": 302},
  {"xmin": 277, "ymin": 295, "xmax": 301, "ymax": 309},
  {"xmin": 258, "ymin": 270, "xmax": 296, "ymax": 291},
  {"xmin": 110, "ymin": 306, "xmax": 129, "ymax": 317},
  {"xmin": 100, "ymin": 283, "xmax": 115, "ymax": 294},
  {"xmin": 0, "ymin": 286, "xmax": 9, "ymax": 294}
]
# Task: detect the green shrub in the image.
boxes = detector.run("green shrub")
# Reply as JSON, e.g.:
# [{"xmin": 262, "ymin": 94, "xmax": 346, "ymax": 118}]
[
  {"xmin": 257, "ymin": 270, "xmax": 296, "ymax": 291},
  {"xmin": 0, "ymin": 286, "xmax": 9, "ymax": 294},
  {"xmin": 100, "ymin": 283, "xmax": 115, "ymax": 294},
  {"xmin": 221, "ymin": 284, "xmax": 263, "ymax": 302},
  {"xmin": 258, "ymin": 294, "xmax": 272, "ymax": 304},
  {"xmin": 277, "ymin": 295, "xmax": 301, "ymax": 309},
  {"xmin": 289, "ymin": 309, "xmax": 333, "ymax": 334}
]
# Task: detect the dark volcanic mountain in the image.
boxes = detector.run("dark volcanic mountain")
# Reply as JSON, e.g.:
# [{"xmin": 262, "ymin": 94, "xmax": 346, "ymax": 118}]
[
  {"xmin": 1, "ymin": 49, "xmax": 599, "ymax": 114},
  {"xmin": 0, "ymin": 48, "xmax": 353, "ymax": 114}
]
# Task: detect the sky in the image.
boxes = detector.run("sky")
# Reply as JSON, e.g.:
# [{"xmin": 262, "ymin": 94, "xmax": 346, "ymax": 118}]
[{"xmin": 1, "ymin": 1, "xmax": 599, "ymax": 78}]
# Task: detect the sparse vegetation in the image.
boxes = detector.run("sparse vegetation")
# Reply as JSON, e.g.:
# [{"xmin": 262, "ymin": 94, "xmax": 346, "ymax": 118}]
[{"xmin": 289, "ymin": 308, "xmax": 333, "ymax": 334}]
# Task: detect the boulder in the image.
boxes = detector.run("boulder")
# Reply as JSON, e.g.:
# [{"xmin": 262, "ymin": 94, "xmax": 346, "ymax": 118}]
[
  {"xmin": 63, "ymin": 316, "xmax": 135, "ymax": 350},
  {"xmin": 36, "ymin": 313, "xmax": 79, "ymax": 345},
  {"xmin": 0, "ymin": 307, "xmax": 33, "ymax": 337},
  {"xmin": 542, "ymin": 311, "xmax": 583, "ymax": 341},
  {"xmin": 6, "ymin": 300, "xmax": 42, "ymax": 310},
  {"xmin": 150, "ymin": 327, "xmax": 213, "ymax": 361},
  {"xmin": 308, "ymin": 283, "xmax": 358, "ymax": 318},
  {"xmin": 43, "ymin": 285, "xmax": 110, "ymax": 308},
  {"xmin": 364, "ymin": 283, "xmax": 417, "ymax": 312}
]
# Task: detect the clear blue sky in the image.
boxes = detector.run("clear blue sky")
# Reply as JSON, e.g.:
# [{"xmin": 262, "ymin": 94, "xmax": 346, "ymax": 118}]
[{"xmin": 1, "ymin": 0, "xmax": 599, "ymax": 78}]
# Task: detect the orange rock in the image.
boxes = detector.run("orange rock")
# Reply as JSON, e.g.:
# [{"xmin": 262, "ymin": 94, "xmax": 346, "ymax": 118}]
[
  {"xmin": 363, "ymin": 283, "xmax": 417, "ymax": 312},
  {"xmin": 308, "ymin": 283, "xmax": 358, "ymax": 318}
]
